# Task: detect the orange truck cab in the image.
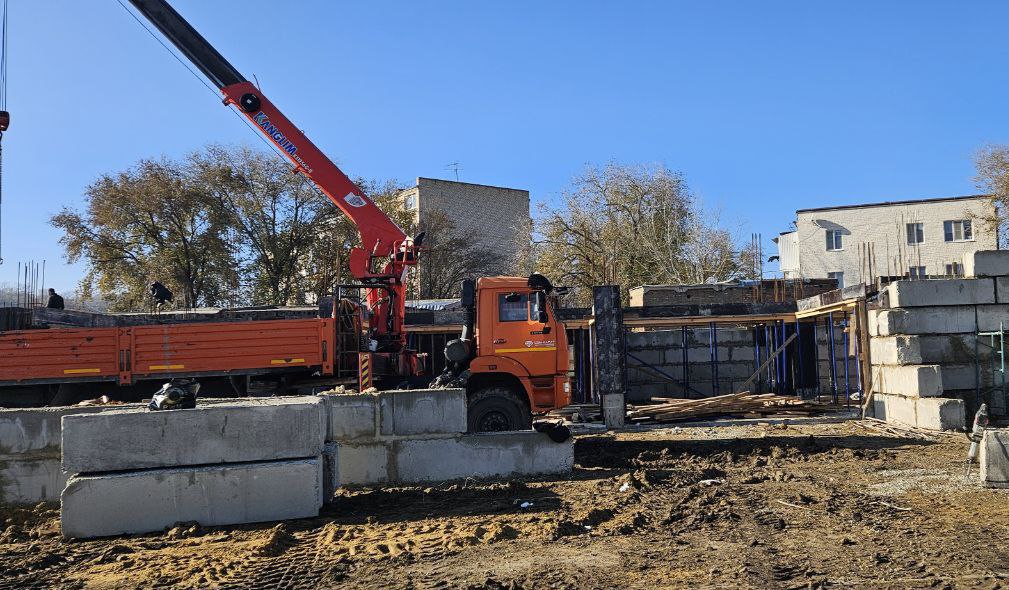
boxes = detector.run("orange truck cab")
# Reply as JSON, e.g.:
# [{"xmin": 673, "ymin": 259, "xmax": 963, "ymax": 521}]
[{"xmin": 432, "ymin": 274, "xmax": 571, "ymax": 431}]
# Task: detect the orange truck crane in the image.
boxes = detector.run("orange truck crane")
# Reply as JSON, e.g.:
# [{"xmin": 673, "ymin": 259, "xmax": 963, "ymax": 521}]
[{"xmin": 0, "ymin": 0, "xmax": 570, "ymax": 430}]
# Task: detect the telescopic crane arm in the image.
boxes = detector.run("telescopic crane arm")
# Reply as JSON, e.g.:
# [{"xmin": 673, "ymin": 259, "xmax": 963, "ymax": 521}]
[{"xmin": 127, "ymin": 0, "xmax": 420, "ymax": 348}]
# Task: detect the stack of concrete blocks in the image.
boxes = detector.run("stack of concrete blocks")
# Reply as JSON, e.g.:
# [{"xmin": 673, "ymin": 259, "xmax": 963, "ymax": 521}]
[
  {"xmin": 321, "ymin": 389, "xmax": 574, "ymax": 493},
  {"xmin": 0, "ymin": 404, "xmax": 142, "ymax": 504},
  {"xmin": 60, "ymin": 397, "xmax": 327, "ymax": 538},
  {"xmin": 867, "ymin": 250, "xmax": 1009, "ymax": 430}
]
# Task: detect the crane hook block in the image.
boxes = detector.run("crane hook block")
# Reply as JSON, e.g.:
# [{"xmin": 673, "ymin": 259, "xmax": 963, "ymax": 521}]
[{"xmin": 0, "ymin": 111, "xmax": 9, "ymax": 132}]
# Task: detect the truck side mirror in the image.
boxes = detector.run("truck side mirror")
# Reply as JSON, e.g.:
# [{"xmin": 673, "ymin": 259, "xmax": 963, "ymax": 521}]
[{"xmin": 534, "ymin": 291, "xmax": 548, "ymax": 323}]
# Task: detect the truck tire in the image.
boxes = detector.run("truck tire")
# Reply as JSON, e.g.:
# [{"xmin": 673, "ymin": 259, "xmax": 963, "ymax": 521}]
[{"xmin": 467, "ymin": 386, "xmax": 532, "ymax": 432}]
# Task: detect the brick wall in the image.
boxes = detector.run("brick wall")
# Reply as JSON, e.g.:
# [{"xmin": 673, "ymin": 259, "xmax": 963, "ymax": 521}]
[{"xmin": 401, "ymin": 178, "xmax": 530, "ymax": 275}]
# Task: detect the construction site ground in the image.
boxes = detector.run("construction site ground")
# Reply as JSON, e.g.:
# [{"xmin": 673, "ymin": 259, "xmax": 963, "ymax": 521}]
[{"xmin": 1, "ymin": 419, "xmax": 1005, "ymax": 589}]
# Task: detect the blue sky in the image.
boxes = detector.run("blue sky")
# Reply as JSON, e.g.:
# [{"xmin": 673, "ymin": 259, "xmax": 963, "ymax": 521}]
[{"xmin": 2, "ymin": 1, "xmax": 1007, "ymax": 292}]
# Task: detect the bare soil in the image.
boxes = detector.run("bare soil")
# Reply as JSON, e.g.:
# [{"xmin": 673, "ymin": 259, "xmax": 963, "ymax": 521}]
[{"xmin": 2, "ymin": 420, "xmax": 1007, "ymax": 589}]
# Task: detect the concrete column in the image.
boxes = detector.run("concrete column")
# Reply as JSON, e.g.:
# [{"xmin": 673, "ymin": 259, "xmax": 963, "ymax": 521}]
[{"xmin": 592, "ymin": 285, "xmax": 626, "ymax": 429}]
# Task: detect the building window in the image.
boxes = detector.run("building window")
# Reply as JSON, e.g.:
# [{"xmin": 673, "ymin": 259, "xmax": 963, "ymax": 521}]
[
  {"xmin": 945, "ymin": 262, "xmax": 963, "ymax": 277},
  {"xmin": 906, "ymin": 222, "xmax": 924, "ymax": 245},
  {"xmin": 404, "ymin": 195, "xmax": 417, "ymax": 210},
  {"xmin": 943, "ymin": 219, "xmax": 973, "ymax": 242},
  {"xmin": 498, "ymin": 293, "xmax": 529, "ymax": 322},
  {"xmin": 825, "ymin": 230, "xmax": 842, "ymax": 251},
  {"xmin": 909, "ymin": 266, "xmax": 926, "ymax": 279},
  {"xmin": 828, "ymin": 271, "xmax": 844, "ymax": 289}
]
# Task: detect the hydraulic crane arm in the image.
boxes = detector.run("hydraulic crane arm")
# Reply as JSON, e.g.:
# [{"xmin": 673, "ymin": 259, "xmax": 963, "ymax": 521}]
[{"xmin": 127, "ymin": 0, "xmax": 420, "ymax": 346}]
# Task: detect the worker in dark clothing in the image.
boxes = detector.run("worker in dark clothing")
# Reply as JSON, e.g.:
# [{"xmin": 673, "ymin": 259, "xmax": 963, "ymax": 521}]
[
  {"xmin": 46, "ymin": 288, "xmax": 65, "ymax": 310},
  {"xmin": 150, "ymin": 281, "xmax": 174, "ymax": 314}
]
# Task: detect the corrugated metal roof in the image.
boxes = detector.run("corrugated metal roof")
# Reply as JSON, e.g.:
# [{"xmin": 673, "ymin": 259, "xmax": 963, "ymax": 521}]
[{"xmin": 406, "ymin": 299, "xmax": 462, "ymax": 311}]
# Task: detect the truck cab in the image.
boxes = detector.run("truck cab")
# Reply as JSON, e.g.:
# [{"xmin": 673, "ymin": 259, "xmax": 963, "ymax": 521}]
[{"xmin": 434, "ymin": 274, "xmax": 571, "ymax": 431}]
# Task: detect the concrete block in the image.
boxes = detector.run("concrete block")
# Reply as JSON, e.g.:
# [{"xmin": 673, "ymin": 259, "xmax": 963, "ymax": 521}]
[
  {"xmin": 61, "ymin": 458, "xmax": 323, "ymax": 539},
  {"xmin": 62, "ymin": 397, "xmax": 326, "ymax": 474},
  {"xmin": 628, "ymin": 348, "xmax": 664, "ymax": 366},
  {"xmin": 321, "ymin": 393, "xmax": 377, "ymax": 441},
  {"xmin": 869, "ymin": 336, "xmax": 922, "ymax": 365},
  {"xmin": 975, "ymin": 305, "xmax": 1009, "ymax": 332},
  {"xmin": 393, "ymin": 432, "xmax": 574, "ymax": 483},
  {"xmin": 871, "ymin": 364, "xmax": 942, "ymax": 397},
  {"xmin": 982, "ymin": 429, "xmax": 1009, "ymax": 487},
  {"xmin": 871, "ymin": 393, "xmax": 918, "ymax": 426},
  {"xmin": 336, "ymin": 442, "xmax": 391, "ymax": 486},
  {"xmin": 939, "ymin": 364, "xmax": 992, "ymax": 390},
  {"xmin": 965, "ymin": 250, "xmax": 1009, "ymax": 278},
  {"xmin": 873, "ymin": 307, "xmax": 976, "ymax": 336},
  {"xmin": 378, "ymin": 389, "xmax": 466, "ymax": 437},
  {"xmin": 915, "ymin": 397, "xmax": 965, "ymax": 431},
  {"xmin": 322, "ymin": 442, "xmax": 339, "ymax": 503},
  {"xmin": 867, "ymin": 309, "xmax": 881, "ymax": 337},
  {"xmin": 883, "ymin": 278, "xmax": 995, "ymax": 308},
  {"xmin": 917, "ymin": 334, "xmax": 977, "ymax": 364},
  {"xmin": 0, "ymin": 405, "xmax": 130, "ymax": 457},
  {"xmin": 999, "ymin": 277, "xmax": 1009, "ymax": 304},
  {"xmin": 0, "ymin": 458, "xmax": 65, "ymax": 504}
]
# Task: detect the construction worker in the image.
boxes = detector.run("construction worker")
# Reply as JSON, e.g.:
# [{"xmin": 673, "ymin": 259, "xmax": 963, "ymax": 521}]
[
  {"xmin": 150, "ymin": 281, "xmax": 174, "ymax": 314},
  {"xmin": 45, "ymin": 288, "xmax": 65, "ymax": 310}
]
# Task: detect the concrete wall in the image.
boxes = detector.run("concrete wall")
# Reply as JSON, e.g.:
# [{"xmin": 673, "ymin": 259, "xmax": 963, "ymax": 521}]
[{"xmin": 795, "ymin": 196, "xmax": 995, "ymax": 282}]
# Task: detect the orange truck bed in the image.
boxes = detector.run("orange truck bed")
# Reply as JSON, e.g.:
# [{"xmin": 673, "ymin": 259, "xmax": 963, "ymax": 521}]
[{"xmin": 0, "ymin": 318, "xmax": 335, "ymax": 386}]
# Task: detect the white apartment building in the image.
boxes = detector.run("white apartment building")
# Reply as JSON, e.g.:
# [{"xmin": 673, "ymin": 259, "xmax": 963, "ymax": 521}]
[{"xmin": 774, "ymin": 195, "xmax": 996, "ymax": 288}]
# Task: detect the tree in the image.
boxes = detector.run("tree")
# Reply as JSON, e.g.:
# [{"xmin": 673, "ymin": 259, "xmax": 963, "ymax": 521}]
[
  {"xmin": 191, "ymin": 145, "xmax": 332, "ymax": 305},
  {"xmin": 974, "ymin": 144, "xmax": 1009, "ymax": 248},
  {"xmin": 52, "ymin": 158, "xmax": 235, "ymax": 311},
  {"xmin": 535, "ymin": 163, "xmax": 751, "ymax": 305}
]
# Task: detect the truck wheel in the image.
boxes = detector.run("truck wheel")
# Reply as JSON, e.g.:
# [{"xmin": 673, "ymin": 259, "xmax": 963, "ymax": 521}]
[
  {"xmin": 467, "ymin": 386, "xmax": 531, "ymax": 432},
  {"xmin": 48, "ymin": 383, "xmax": 92, "ymax": 407}
]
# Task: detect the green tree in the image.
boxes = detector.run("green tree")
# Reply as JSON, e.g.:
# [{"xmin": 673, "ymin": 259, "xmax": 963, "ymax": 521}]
[{"xmin": 52, "ymin": 158, "xmax": 234, "ymax": 311}]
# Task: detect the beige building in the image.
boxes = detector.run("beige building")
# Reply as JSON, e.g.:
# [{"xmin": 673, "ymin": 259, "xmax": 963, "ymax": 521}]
[
  {"xmin": 776, "ymin": 195, "xmax": 997, "ymax": 288},
  {"xmin": 399, "ymin": 177, "xmax": 531, "ymax": 274}
]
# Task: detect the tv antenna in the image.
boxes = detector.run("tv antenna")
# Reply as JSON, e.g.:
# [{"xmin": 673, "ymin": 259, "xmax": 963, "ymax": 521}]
[{"xmin": 445, "ymin": 162, "xmax": 461, "ymax": 182}]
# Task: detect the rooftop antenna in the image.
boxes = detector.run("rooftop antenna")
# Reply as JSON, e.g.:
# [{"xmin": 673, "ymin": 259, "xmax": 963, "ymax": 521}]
[{"xmin": 445, "ymin": 162, "xmax": 461, "ymax": 182}]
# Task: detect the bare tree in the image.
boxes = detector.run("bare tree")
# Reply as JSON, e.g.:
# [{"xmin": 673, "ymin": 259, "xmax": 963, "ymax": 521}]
[
  {"xmin": 536, "ymin": 163, "xmax": 751, "ymax": 305},
  {"xmin": 408, "ymin": 208, "xmax": 507, "ymax": 299},
  {"xmin": 975, "ymin": 144, "xmax": 1009, "ymax": 248}
]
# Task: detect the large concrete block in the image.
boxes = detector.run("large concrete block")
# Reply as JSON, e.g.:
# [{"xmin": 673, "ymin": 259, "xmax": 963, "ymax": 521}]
[
  {"xmin": 871, "ymin": 364, "xmax": 942, "ymax": 397},
  {"xmin": 965, "ymin": 250, "xmax": 1009, "ymax": 278},
  {"xmin": 322, "ymin": 442, "xmax": 339, "ymax": 503},
  {"xmin": 917, "ymin": 334, "xmax": 977, "ymax": 364},
  {"xmin": 378, "ymin": 389, "xmax": 467, "ymax": 437},
  {"xmin": 62, "ymin": 397, "xmax": 326, "ymax": 474},
  {"xmin": 976, "ymin": 305, "xmax": 1009, "ymax": 332},
  {"xmin": 336, "ymin": 442, "xmax": 391, "ymax": 486},
  {"xmin": 999, "ymin": 278, "xmax": 1009, "ymax": 304},
  {"xmin": 873, "ymin": 307, "xmax": 976, "ymax": 336},
  {"xmin": 0, "ymin": 405, "xmax": 131, "ymax": 457},
  {"xmin": 883, "ymin": 279, "xmax": 995, "ymax": 308},
  {"xmin": 0, "ymin": 458, "xmax": 64, "ymax": 504},
  {"xmin": 939, "ymin": 364, "xmax": 993, "ymax": 390},
  {"xmin": 981, "ymin": 429, "xmax": 1009, "ymax": 487},
  {"xmin": 867, "ymin": 309, "xmax": 881, "ymax": 337},
  {"xmin": 870, "ymin": 393, "xmax": 917, "ymax": 426},
  {"xmin": 915, "ymin": 397, "xmax": 965, "ymax": 431},
  {"xmin": 869, "ymin": 336, "xmax": 922, "ymax": 365},
  {"xmin": 394, "ymin": 432, "xmax": 574, "ymax": 483},
  {"xmin": 321, "ymin": 393, "xmax": 377, "ymax": 441},
  {"xmin": 61, "ymin": 458, "xmax": 323, "ymax": 539}
]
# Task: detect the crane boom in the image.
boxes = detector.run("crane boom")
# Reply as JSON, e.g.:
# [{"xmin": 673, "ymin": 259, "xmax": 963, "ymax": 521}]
[{"xmin": 127, "ymin": 0, "xmax": 420, "ymax": 349}]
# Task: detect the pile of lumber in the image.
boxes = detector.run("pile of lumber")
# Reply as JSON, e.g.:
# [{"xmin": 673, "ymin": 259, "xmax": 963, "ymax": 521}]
[{"xmin": 626, "ymin": 392, "xmax": 826, "ymax": 424}]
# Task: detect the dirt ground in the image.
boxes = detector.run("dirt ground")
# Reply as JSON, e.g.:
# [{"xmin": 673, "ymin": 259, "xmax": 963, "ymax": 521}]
[{"xmin": 2, "ymin": 419, "xmax": 1008, "ymax": 589}]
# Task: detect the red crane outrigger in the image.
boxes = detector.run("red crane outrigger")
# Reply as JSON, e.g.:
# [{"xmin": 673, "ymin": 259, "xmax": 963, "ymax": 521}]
[{"xmin": 128, "ymin": 0, "xmax": 423, "ymax": 384}]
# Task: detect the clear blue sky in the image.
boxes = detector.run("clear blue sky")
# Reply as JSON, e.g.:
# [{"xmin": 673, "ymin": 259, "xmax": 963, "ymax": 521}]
[{"xmin": 2, "ymin": 1, "xmax": 1007, "ymax": 292}]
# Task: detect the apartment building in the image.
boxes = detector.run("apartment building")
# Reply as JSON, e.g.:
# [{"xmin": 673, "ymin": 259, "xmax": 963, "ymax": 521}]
[{"xmin": 774, "ymin": 195, "xmax": 996, "ymax": 287}]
